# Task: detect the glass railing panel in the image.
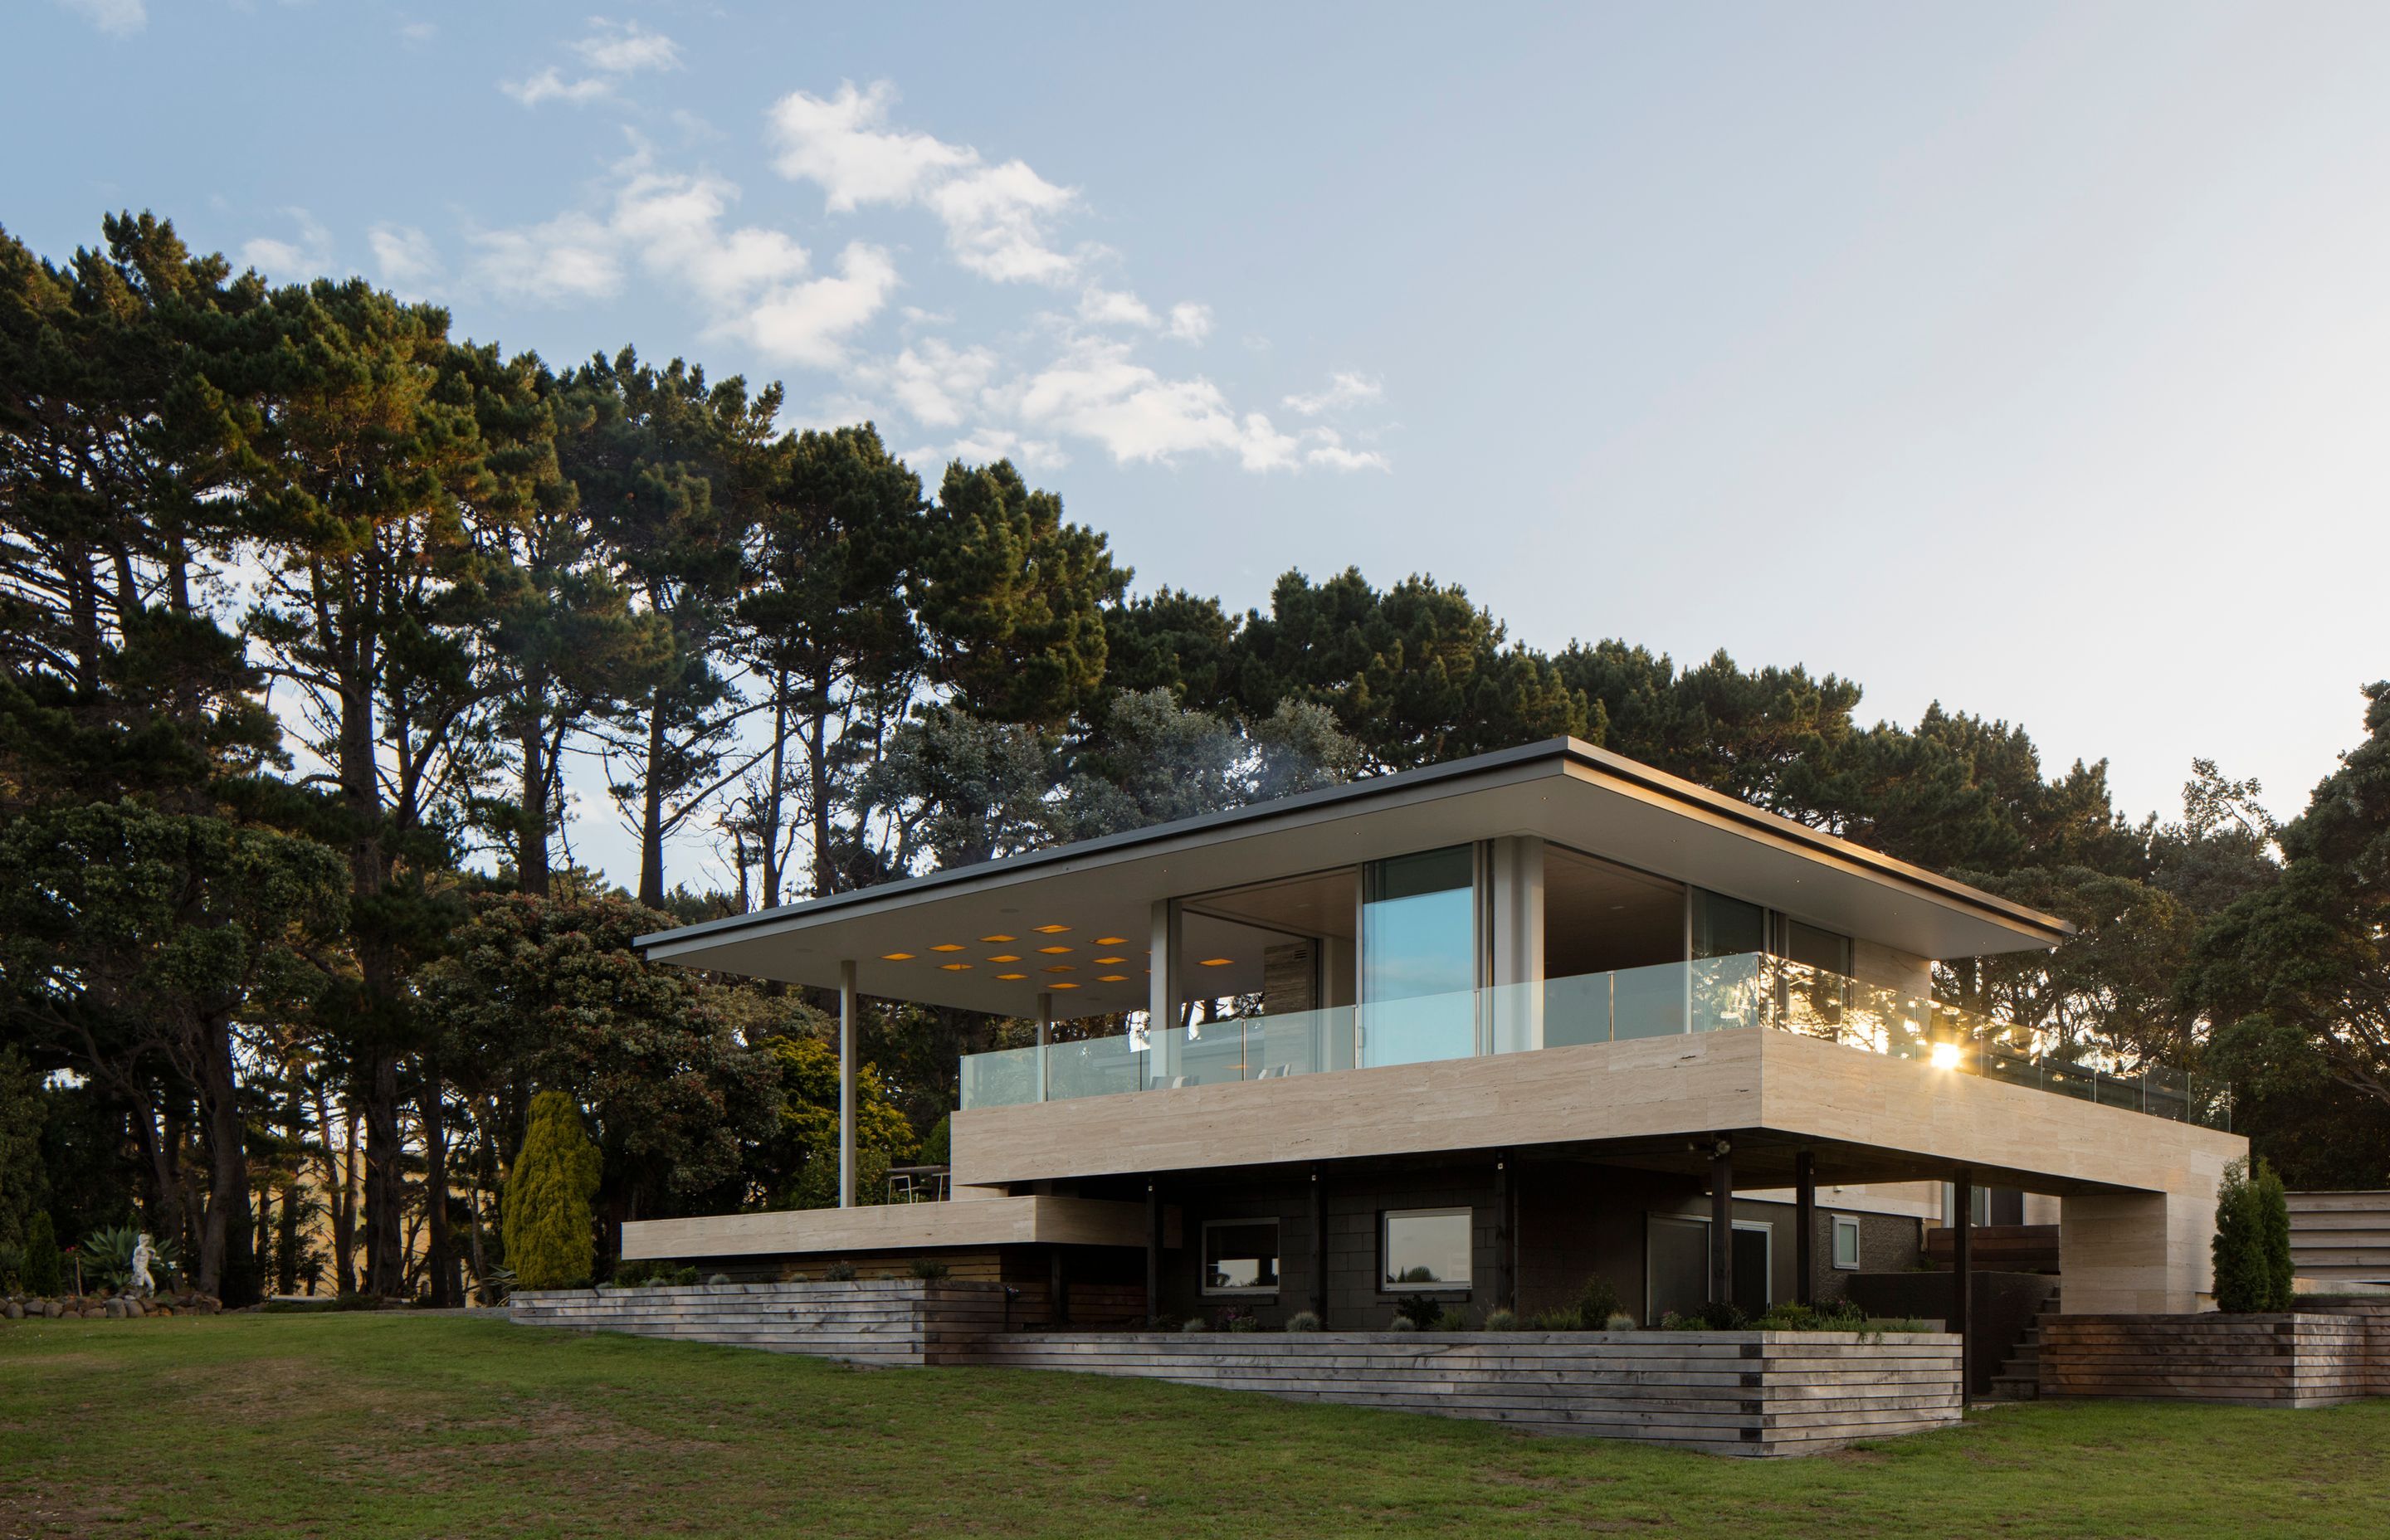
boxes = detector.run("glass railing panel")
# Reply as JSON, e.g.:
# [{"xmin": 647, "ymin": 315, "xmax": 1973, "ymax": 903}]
[
  {"xmin": 1045, "ymin": 1033, "xmax": 1147, "ymax": 1101},
  {"xmin": 1358, "ymin": 989, "xmax": 1476, "ymax": 1068},
  {"xmin": 1538, "ymin": 972, "xmax": 1612, "ymax": 1049},
  {"xmin": 1611, "ymin": 960, "xmax": 1689, "ymax": 1040},
  {"xmin": 1690, "ymin": 953, "xmax": 1768, "ymax": 1034},
  {"xmin": 958, "ymin": 1043, "xmax": 1042, "ymax": 1109}
]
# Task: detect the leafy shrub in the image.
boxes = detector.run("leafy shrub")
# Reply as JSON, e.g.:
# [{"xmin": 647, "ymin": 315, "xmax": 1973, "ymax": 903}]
[
  {"xmin": 1214, "ymin": 1306, "xmax": 1261, "ymax": 1332},
  {"xmin": 1754, "ymin": 1300, "xmax": 1868, "ymax": 1333},
  {"xmin": 80, "ymin": 1225, "xmax": 180, "ymax": 1294},
  {"xmin": 2213, "ymin": 1157, "xmax": 2292, "ymax": 1312},
  {"xmin": 1662, "ymin": 1298, "xmax": 1750, "ymax": 1330},
  {"xmin": 334, "ymin": 1291, "xmax": 381, "ymax": 1311},
  {"xmin": 907, "ymin": 1258, "xmax": 952, "ymax": 1281},
  {"xmin": 1525, "ymin": 1308, "xmax": 1582, "ymax": 1332},
  {"xmin": 504, "ymin": 1092, "xmax": 601, "ymax": 1291},
  {"xmin": 1393, "ymin": 1293, "xmax": 1443, "ymax": 1329},
  {"xmin": 26, "ymin": 1212, "xmax": 65, "ymax": 1299},
  {"xmin": 1432, "ymin": 1306, "xmax": 1474, "ymax": 1332},
  {"xmin": 1575, "ymin": 1273, "xmax": 1623, "ymax": 1329},
  {"xmin": 0, "ymin": 1241, "xmax": 23, "ymax": 1291},
  {"xmin": 1284, "ymin": 1310, "xmax": 1323, "ymax": 1333},
  {"xmin": 1481, "ymin": 1308, "xmax": 1519, "ymax": 1332},
  {"xmin": 614, "ymin": 1260, "xmax": 695, "ymax": 1288},
  {"xmin": 920, "ymin": 1115, "xmax": 952, "ymax": 1167},
  {"xmin": 1149, "ymin": 1313, "xmax": 1181, "ymax": 1332},
  {"xmin": 823, "ymin": 1261, "xmax": 858, "ymax": 1281},
  {"xmin": 707, "ymin": 1273, "xmax": 731, "ymax": 1286},
  {"xmin": 1604, "ymin": 1313, "xmax": 1638, "ymax": 1331}
]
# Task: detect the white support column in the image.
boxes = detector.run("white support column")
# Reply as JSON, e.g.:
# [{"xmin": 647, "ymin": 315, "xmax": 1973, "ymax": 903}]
[
  {"xmin": 1149, "ymin": 899, "xmax": 1180, "ymax": 1084},
  {"xmin": 837, "ymin": 958, "xmax": 858, "ymax": 1210},
  {"xmin": 1488, "ymin": 836, "xmax": 1545, "ymax": 1052},
  {"xmin": 1036, "ymin": 991, "xmax": 1053, "ymax": 1103}
]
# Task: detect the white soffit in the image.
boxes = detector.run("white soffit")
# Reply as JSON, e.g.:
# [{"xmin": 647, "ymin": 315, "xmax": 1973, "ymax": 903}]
[{"xmin": 641, "ymin": 741, "xmax": 2068, "ymax": 1018}]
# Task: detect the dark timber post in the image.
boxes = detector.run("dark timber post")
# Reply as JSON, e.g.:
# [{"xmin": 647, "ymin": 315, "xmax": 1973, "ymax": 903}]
[
  {"xmin": 1794, "ymin": 1149, "xmax": 1817, "ymax": 1306},
  {"xmin": 1709, "ymin": 1138, "xmax": 1734, "ymax": 1309},
  {"xmin": 1494, "ymin": 1150, "xmax": 1514, "ymax": 1315},
  {"xmin": 1050, "ymin": 1247, "xmax": 1071, "ymax": 1328},
  {"xmin": 1952, "ymin": 1168, "xmax": 1974, "ymax": 1408},
  {"xmin": 1145, "ymin": 1181, "xmax": 1162, "ymax": 1327},
  {"xmin": 1309, "ymin": 1166, "xmax": 1328, "ymax": 1326}
]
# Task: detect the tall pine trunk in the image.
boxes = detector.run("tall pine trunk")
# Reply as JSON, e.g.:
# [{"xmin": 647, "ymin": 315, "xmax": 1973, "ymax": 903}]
[
  {"xmin": 198, "ymin": 1012, "xmax": 258, "ymax": 1304},
  {"xmin": 420, "ymin": 1064, "xmax": 458, "ymax": 1307},
  {"xmin": 519, "ymin": 709, "xmax": 550, "ymax": 898},
  {"xmin": 639, "ymin": 687, "xmax": 668, "ymax": 908}
]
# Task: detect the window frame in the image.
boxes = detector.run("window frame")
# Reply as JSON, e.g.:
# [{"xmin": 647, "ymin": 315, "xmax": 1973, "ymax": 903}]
[
  {"xmin": 1379, "ymin": 1206, "xmax": 1475, "ymax": 1294},
  {"xmin": 1832, "ymin": 1215, "xmax": 1863, "ymax": 1271},
  {"xmin": 1198, "ymin": 1216, "xmax": 1282, "ymax": 1297}
]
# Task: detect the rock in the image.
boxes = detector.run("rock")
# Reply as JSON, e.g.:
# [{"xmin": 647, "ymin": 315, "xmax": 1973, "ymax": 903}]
[
  {"xmin": 105, "ymin": 1300, "xmax": 125, "ymax": 1319},
  {"xmin": 3, "ymin": 1301, "xmax": 21, "ymax": 1319},
  {"xmin": 43, "ymin": 1301, "xmax": 62, "ymax": 1319},
  {"xmin": 154, "ymin": 1304, "xmax": 173, "ymax": 1316}
]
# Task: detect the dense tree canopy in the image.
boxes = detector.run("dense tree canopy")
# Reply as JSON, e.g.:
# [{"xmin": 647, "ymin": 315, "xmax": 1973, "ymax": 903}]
[{"xmin": 2, "ymin": 210, "xmax": 2380, "ymax": 1306}]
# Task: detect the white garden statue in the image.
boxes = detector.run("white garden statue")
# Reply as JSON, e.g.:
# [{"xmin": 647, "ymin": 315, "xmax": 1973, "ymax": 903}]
[{"xmin": 129, "ymin": 1232, "xmax": 157, "ymax": 1297}]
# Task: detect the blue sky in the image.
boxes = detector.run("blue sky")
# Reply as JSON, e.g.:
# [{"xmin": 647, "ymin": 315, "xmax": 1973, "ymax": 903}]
[{"xmin": 9, "ymin": 2, "xmax": 2389, "ymax": 889}]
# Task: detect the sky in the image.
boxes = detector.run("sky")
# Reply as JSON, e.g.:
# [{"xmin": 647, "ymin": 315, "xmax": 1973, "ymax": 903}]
[{"xmin": 7, "ymin": 1, "xmax": 2388, "ymax": 893}]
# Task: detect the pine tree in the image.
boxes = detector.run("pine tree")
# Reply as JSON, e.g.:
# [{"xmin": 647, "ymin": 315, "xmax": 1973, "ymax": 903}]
[
  {"xmin": 2255, "ymin": 1159, "xmax": 2295, "ymax": 1310},
  {"xmin": 2211, "ymin": 1157, "xmax": 2269, "ymax": 1313},
  {"xmin": 503, "ymin": 1092, "xmax": 602, "ymax": 1290}
]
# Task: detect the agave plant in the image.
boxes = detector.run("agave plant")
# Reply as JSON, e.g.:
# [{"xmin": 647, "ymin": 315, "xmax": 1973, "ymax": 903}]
[{"xmin": 80, "ymin": 1226, "xmax": 184, "ymax": 1294}]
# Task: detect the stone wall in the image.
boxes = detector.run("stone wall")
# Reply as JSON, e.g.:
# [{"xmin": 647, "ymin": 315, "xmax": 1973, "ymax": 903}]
[
  {"xmin": 509, "ymin": 1279, "xmax": 1010, "ymax": 1367},
  {"xmin": 969, "ymin": 1330, "xmax": 1963, "ymax": 1458}
]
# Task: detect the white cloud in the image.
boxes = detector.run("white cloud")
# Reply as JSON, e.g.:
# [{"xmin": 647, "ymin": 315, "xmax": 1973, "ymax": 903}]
[
  {"xmin": 469, "ymin": 211, "xmax": 622, "ymax": 303},
  {"xmin": 58, "ymin": 0, "xmax": 144, "ymax": 36},
  {"xmin": 768, "ymin": 80, "xmax": 1083, "ymax": 285},
  {"xmin": 1166, "ymin": 302, "xmax": 1212, "ymax": 344},
  {"xmin": 399, "ymin": 19, "xmax": 436, "ymax": 45},
  {"xmin": 1301, "ymin": 427, "xmax": 1390, "ymax": 473},
  {"xmin": 505, "ymin": 18, "xmax": 681, "ymax": 107},
  {"xmin": 733, "ymin": 243, "xmax": 899, "ymax": 368},
  {"xmin": 573, "ymin": 19, "xmax": 680, "ymax": 75},
  {"xmin": 240, "ymin": 210, "xmax": 333, "ymax": 278},
  {"xmin": 1283, "ymin": 370, "xmax": 1383, "ymax": 415},
  {"xmin": 367, "ymin": 223, "xmax": 439, "ymax": 295},
  {"xmin": 994, "ymin": 337, "xmax": 1299, "ymax": 471},
  {"xmin": 851, "ymin": 339, "xmax": 999, "ymax": 428},
  {"xmin": 1078, "ymin": 286, "xmax": 1154, "ymax": 328}
]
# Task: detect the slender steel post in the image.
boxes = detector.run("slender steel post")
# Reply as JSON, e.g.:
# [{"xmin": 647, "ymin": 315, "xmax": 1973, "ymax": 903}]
[
  {"xmin": 1494, "ymin": 1150, "xmax": 1514, "ymax": 1315},
  {"xmin": 1036, "ymin": 991, "xmax": 1052, "ymax": 1104},
  {"xmin": 1310, "ymin": 1166, "xmax": 1328, "ymax": 1325},
  {"xmin": 1145, "ymin": 1180, "xmax": 1162, "ymax": 1326},
  {"xmin": 1794, "ymin": 1149, "xmax": 1817, "ymax": 1307},
  {"xmin": 837, "ymin": 959, "xmax": 858, "ymax": 1209},
  {"xmin": 1709, "ymin": 1138, "xmax": 1734, "ymax": 1309}
]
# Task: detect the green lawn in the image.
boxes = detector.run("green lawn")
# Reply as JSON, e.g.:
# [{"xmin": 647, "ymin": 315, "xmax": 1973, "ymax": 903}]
[{"xmin": 0, "ymin": 1314, "xmax": 2381, "ymax": 1538}]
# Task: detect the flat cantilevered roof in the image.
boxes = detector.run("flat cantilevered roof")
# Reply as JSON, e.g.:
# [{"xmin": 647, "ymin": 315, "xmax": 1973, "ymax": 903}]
[{"xmin": 637, "ymin": 737, "xmax": 2073, "ymax": 1016}]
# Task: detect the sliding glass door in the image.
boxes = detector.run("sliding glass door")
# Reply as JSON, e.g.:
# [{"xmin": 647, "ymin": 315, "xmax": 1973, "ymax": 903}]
[{"xmin": 1358, "ymin": 846, "xmax": 1477, "ymax": 1067}]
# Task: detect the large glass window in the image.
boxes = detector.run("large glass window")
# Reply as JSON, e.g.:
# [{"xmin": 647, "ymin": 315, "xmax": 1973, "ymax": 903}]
[
  {"xmin": 1360, "ymin": 846, "xmax": 1477, "ymax": 1066},
  {"xmin": 1382, "ymin": 1208, "xmax": 1473, "ymax": 1290},
  {"xmin": 1202, "ymin": 1220, "xmax": 1280, "ymax": 1294},
  {"xmin": 1690, "ymin": 889, "xmax": 1768, "ymax": 1032}
]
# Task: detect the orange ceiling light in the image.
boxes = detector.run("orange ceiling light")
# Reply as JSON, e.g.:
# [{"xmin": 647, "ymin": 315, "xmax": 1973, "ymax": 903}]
[
  {"xmin": 929, "ymin": 943, "xmax": 966, "ymax": 953},
  {"xmin": 1094, "ymin": 936, "xmax": 1129, "ymax": 946},
  {"xmin": 1096, "ymin": 974, "xmax": 1129, "ymax": 983},
  {"xmin": 1042, "ymin": 964, "xmax": 1076, "ymax": 973},
  {"xmin": 1094, "ymin": 956, "xmax": 1128, "ymax": 965},
  {"xmin": 978, "ymin": 933, "xmax": 1017, "ymax": 943},
  {"xmin": 1036, "ymin": 945, "xmax": 1072, "ymax": 955},
  {"xmin": 1198, "ymin": 958, "xmax": 1235, "ymax": 967},
  {"xmin": 987, "ymin": 953, "xmax": 1022, "ymax": 962},
  {"xmin": 1049, "ymin": 981, "xmax": 1080, "ymax": 990},
  {"xmin": 1032, "ymin": 924, "xmax": 1071, "ymax": 934},
  {"xmin": 939, "ymin": 962, "xmax": 972, "ymax": 972},
  {"xmin": 994, "ymin": 972, "xmax": 1027, "ymax": 981},
  {"xmin": 880, "ymin": 952, "xmax": 916, "ymax": 961}
]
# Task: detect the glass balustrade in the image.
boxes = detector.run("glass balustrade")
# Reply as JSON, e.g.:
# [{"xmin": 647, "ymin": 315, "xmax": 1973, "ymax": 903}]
[{"xmin": 956, "ymin": 952, "xmax": 2229, "ymax": 1130}]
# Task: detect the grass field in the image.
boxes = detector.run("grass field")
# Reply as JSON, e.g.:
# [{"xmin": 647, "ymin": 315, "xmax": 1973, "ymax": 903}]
[{"xmin": 1, "ymin": 1314, "xmax": 2382, "ymax": 1538}]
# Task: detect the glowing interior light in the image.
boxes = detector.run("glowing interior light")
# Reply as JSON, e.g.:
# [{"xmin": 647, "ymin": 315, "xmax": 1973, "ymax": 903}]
[
  {"xmin": 939, "ymin": 962, "xmax": 972, "ymax": 972},
  {"xmin": 1037, "ymin": 946, "xmax": 1072, "ymax": 955},
  {"xmin": 1094, "ymin": 956, "xmax": 1128, "ymax": 965},
  {"xmin": 1930, "ymin": 1041, "xmax": 1962, "ymax": 1071},
  {"xmin": 1096, "ymin": 974, "xmax": 1129, "ymax": 982},
  {"xmin": 979, "ymin": 934, "xmax": 1017, "ymax": 943},
  {"xmin": 1033, "ymin": 924, "xmax": 1071, "ymax": 934},
  {"xmin": 1197, "ymin": 958, "xmax": 1234, "ymax": 967},
  {"xmin": 987, "ymin": 953, "xmax": 1022, "ymax": 962},
  {"xmin": 1049, "ymin": 981, "xmax": 1080, "ymax": 990},
  {"xmin": 1094, "ymin": 936, "xmax": 1129, "ymax": 946},
  {"xmin": 1042, "ymin": 964, "xmax": 1076, "ymax": 973},
  {"xmin": 994, "ymin": 972, "xmax": 1027, "ymax": 981},
  {"xmin": 880, "ymin": 953, "xmax": 915, "ymax": 961},
  {"xmin": 930, "ymin": 943, "xmax": 966, "ymax": 953}
]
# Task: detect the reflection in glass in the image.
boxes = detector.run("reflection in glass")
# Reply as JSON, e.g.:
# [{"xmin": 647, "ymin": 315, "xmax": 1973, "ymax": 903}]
[
  {"xmin": 1383, "ymin": 1208, "xmax": 1472, "ymax": 1289},
  {"xmin": 1360, "ymin": 846, "xmax": 1477, "ymax": 1067}
]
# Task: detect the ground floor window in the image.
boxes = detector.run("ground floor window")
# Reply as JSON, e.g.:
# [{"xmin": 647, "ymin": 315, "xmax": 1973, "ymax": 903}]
[
  {"xmin": 1202, "ymin": 1219, "xmax": 1280, "ymax": 1294},
  {"xmin": 1646, "ymin": 1214, "xmax": 1771, "ymax": 1319},
  {"xmin": 1382, "ymin": 1207, "xmax": 1472, "ymax": 1290},
  {"xmin": 1832, "ymin": 1216, "xmax": 1863, "ymax": 1270}
]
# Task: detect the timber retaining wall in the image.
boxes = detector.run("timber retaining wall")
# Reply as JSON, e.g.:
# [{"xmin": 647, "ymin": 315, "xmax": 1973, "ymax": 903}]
[
  {"xmin": 509, "ymin": 1279, "xmax": 1012, "ymax": 1367},
  {"xmin": 2041, "ymin": 1310, "xmax": 2390, "ymax": 1406}
]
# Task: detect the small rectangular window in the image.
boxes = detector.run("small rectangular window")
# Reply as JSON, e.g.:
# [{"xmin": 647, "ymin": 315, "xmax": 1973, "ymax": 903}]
[
  {"xmin": 1832, "ymin": 1216, "xmax": 1863, "ymax": 1270},
  {"xmin": 1382, "ymin": 1207, "xmax": 1472, "ymax": 1290},
  {"xmin": 1202, "ymin": 1220, "xmax": 1280, "ymax": 1294}
]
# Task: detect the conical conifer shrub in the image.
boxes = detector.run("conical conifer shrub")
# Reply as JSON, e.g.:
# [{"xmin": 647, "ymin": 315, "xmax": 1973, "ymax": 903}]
[{"xmin": 505, "ymin": 1092, "xmax": 602, "ymax": 1290}]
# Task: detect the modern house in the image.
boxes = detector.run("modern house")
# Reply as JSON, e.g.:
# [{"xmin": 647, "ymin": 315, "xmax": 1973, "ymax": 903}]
[{"xmin": 625, "ymin": 738, "xmax": 2243, "ymax": 1337}]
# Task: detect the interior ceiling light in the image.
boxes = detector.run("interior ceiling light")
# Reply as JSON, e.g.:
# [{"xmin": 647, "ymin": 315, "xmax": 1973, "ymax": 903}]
[
  {"xmin": 939, "ymin": 962, "xmax": 972, "ymax": 972},
  {"xmin": 1095, "ymin": 956, "xmax": 1128, "ymax": 965},
  {"xmin": 1097, "ymin": 974, "xmax": 1129, "ymax": 982},
  {"xmin": 1042, "ymin": 964, "xmax": 1076, "ymax": 973},
  {"xmin": 1037, "ymin": 945, "xmax": 1072, "ymax": 955},
  {"xmin": 994, "ymin": 972, "xmax": 1027, "ymax": 981},
  {"xmin": 1049, "ymin": 981, "xmax": 1080, "ymax": 990},
  {"xmin": 880, "ymin": 952, "xmax": 915, "ymax": 961},
  {"xmin": 1198, "ymin": 958, "xmax": 1235, "ymax": 967},
  {"xmin": 1033, "ymin": 924, "xmax": 1071, "ymax": 934},
  {"xmin": 987, "ymin": 953, "xmax": 1022, "ymax": 962},
  {"xmin": 1094, "ymin": 935, "xmax": 1129, "ymax": 946},
  {"xmin": 930, "ymin": 943, "xmax": 966, "ymax": 953},
  {"xmin": 979, "ymin": 934, "xmax": 1017, "ymax": 943}
]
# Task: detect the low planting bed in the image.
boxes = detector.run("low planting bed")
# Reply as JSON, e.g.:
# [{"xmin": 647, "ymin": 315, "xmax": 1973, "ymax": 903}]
[{"xmin": 971, "ymin": 1328, "xmax": 1962, "ymax": 1456}]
